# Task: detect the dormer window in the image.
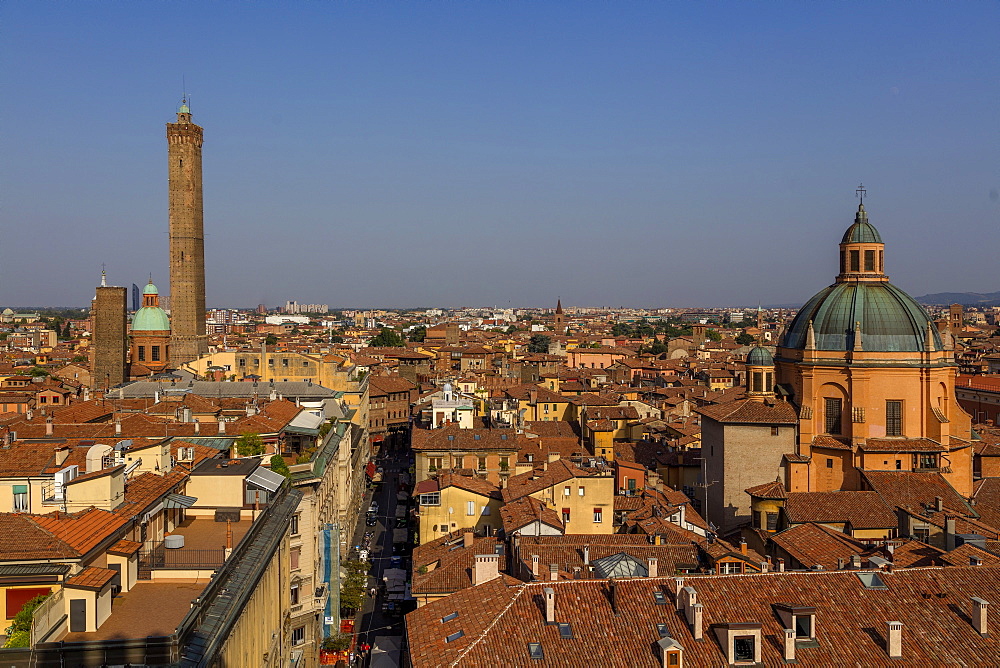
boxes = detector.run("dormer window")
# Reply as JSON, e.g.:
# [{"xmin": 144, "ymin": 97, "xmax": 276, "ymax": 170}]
[{"xmin": 774, "ymin": 603, "xmax": 818, "ymax": 646}]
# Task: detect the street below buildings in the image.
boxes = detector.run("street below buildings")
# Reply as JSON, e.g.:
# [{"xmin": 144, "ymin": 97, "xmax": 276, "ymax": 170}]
[{"xmin": 346, "ymin": 449, "xmax": 411, "ymax": 667}]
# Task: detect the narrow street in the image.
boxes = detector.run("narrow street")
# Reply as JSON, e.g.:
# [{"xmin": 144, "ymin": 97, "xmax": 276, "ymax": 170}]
[{"xmin": 346, "ymin": 450, "xmax": 409, "ymax": 666}]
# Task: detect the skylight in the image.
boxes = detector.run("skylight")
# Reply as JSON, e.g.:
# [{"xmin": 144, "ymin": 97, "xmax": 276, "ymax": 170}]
[
  {"xmin": 528, "ymin": 643, "xmax": 544, "ymax": 660},
  {"xmin": 558, "ymin": 623, "xmax": 573, "ymax": 639},
  {"xmin": 441, "ymin": 612, "xmax": 459, "ymax": 623},
  {"xmin": 856, "ymin": 571, "xmax": 888, "ymax": 590},
  {"xmin": 656, "ymin": 623, "xmax": 669, "ymax": 638},
  {"xmin": 652, "ymin": 591, "xmax": 667, "ymax": 605},
  {"xmin": 445, "ymin": 630, "xmax": 465, "ymax": 643}
]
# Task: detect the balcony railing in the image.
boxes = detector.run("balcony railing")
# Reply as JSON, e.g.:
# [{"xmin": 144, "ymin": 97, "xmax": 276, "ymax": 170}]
[{"xmin": 30, "ymin": 589, "xmax": 64, "ymax": 645}]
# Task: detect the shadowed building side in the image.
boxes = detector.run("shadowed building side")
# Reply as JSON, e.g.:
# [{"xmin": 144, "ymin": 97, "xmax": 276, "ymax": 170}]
[
  {"xmin": 91, "ymin": 273, "xmax": 128, "ymax": 390},
  {"xmin": 167, "ymin": 99, "xmax": 208, "ymax": 365}
]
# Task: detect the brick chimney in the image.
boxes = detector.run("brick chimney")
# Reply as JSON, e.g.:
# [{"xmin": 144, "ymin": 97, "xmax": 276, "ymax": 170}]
[
  {"xmin": 782, "ymin": 628, "xmax": 795, "ymax": 662},
  {"xmin": 45, "ymin": 417, "xmax": 53, "ymax": 436},
  {"xmin": 54, "ymin": 446, "xmax": 70, "ymax": 467},
  {"xmin": 473, "ymin": 554, "xmax": 500, "ymax": 586},
  {"xmin": 647, "ymin": 557, "xmax": 658, "ymax": 578},
  {"xmin": 544, "ymin": 587, "xmax": 555, "ymax": 624},
  {"xmin": 972, "ymin": 597, "xmax": 988, "ymax": 636},
  {"xmin": 115, "ymin": 420, "xmax": 122, "ymax": 436},
  {"xmin": 777, "ymin": 558, "xmax": 785, "ymax": 572},
  {"xmin": 549, "ymin": 563, "xmax": 559, "ymax": 581},
  {"xmin": 886, "ymin": 621, "xmax": 902, "ymax": 659},
  {"xmin": 609, "ymin": 578, "xmax": 619, "ymax": 616},
  {"xmin": 739, "ymin": 538, "xmax": 748, "ymax": 555},
  {"xmin": 531, "ymin": 554, "xmax": 539, "ymax": 578},
  {"xmin": 464, "ymin": 531, "xmax": 474, "ymax": 548},
  {"xmin": 674, "ymin": 577, "xmax": 685, "ymax": 610},
  {"xmin": 547, "ymin": 451, "xmax": 560, "ymax": 465}
]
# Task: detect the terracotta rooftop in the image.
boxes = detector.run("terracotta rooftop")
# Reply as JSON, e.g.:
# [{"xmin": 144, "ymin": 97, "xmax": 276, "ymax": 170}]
[
  {"xmin": 695, "ymin": 398, "xmax": 798, "ymax": 424},
  {"xmin": 65, "ymin": 566, "xmax": 117, "ymax": 591},
  {"xmin": 783, "ymin": 490, "xmax": 898, "ymax": 528}
]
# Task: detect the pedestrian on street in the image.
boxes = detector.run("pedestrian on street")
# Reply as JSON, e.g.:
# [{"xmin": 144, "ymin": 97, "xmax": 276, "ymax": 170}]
[{"xmin": 370, "ymin": 586, "xmax": 376, "ymax": 598}]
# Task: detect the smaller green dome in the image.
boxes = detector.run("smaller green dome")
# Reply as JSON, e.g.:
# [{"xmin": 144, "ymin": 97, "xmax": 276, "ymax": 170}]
[
  {"xmin": 143, "ymin": 282, "xmax": 159, "ymax": 295},
  {"xmin": 132, "ymin": 306, "xmax": 170, "ymax": 332},
  {"xmin": 179, "ymin": 101, "xmax": 190, "ymax": 114},
  {"xmin": 746, "ymin": 346, "xmax": 773, "ymax": 366},
  {"xmin": 841, "ymin": 204, "xmax": 883, "ymax": 244}
]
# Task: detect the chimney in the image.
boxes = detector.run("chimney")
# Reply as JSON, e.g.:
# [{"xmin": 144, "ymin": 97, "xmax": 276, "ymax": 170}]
[
  {"xmin": 739, "ymin": 538, "xmax": 748, "ymax": 556},
  {"xmin": 544, "ymin": 587, "xmax": 555, "ymax": 624},
  {"xmin": 972, "ymin": 597, "xmax": 988, "ymax": 636},
  {"xmin": 218, "ymin": 419, "xmax": 226, "ymax": 434},
  {"xmin": 783, "ymin": 628, "xmax": 796, "ymax": 662},
  {"xmin": 54, "ymin": 446, "xmax": 70, "ymax": 466},
  {"xmin": 547, "ymin": 451, "xmax": 560, "ymax": 465},
  {"xmin": 837, "ymin": 558, "xmax": 845, "ymax": 570},
  {"xmin": 194, "ymin": 419, "xmax": 200, "ymax": 435},
  {"xmin": 851, "ymin": 554, "xmax": 862, "ymax": 569},
  {"xmin": 945, "ymin": 517, "xmax": 957, "ymax": 551},
  {"xmin": 45, "ymin": 417, "xmax": 53, "ymax": 436},
  {"xmin": 549, "ymin": 563, "xmax": 559, "ymax": 582},
  {"xmin": 886, "ymin": 621, "xmax": 902, "ymax": 658},
  {"xmin": 531, "ymin": 554, "xmax": 539, "ymax": 578},
  {"xmin": 647, "ymin": 557, "xmax": 658, "ymax": 578},
  {"xmin": 115, "ymin": 420, "xmax": 122, "ymax": 436},
  {"xmin": 935, "ymin": 496, "xmax": 944, "ymax": 512},
  {"xmin": 529, "ymin": 389, "xmax": 537, "ymax": 405},
  {"xmin": 464, "ymin": 531, "xmax": 474, "ymax": 548},
  {"xmin": 690, "ymin": 603, "xmax": 703, "ymax": 640},
  {"xmin": 583, "ymin": 545, "xmax": 590, "ymax": 565},
  {"xmin": 778, "ymin": 558, "xmax": 785, "ymax": 572},
  {"xmin": 473, "ymin": 554, "xmax": 500, "ymax": 586},
  {"xmin": 674, "ymin": 577, "xmax": 685, "ymax": 610},
  {"xmin": 609, "ymin": 578, "xmax": 619, "ymax": 616}
]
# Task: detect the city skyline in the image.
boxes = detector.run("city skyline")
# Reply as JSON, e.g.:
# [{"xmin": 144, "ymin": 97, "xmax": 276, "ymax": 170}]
[{"xmin": 2, "ymin": 2, "xmax": 998, "ymax": 308}]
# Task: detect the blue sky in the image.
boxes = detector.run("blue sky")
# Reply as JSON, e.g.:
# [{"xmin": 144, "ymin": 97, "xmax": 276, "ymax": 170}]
[{"xmin": 2, "ymin": 2, "xmax": 998, "ymax": 309}]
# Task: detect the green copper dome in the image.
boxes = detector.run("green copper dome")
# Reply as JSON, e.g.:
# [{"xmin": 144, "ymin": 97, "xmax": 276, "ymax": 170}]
[
  {"xmin": 132, "ymin": 283, "xmax": 170, "ymax": 331},
  {"xmin": 132, "ymin": 306, "xmax": 170, "ymax": 332},
  {"xmin": 783, "ymin": 282, "xmax": 939, "ymax": 352},
  {"xmin": 746, "ymin": 346, "xmax": 773, "ymax": 366},
  {"xmin": 841, "ymin": 204, "xmax": 883, "ymax": 243}
]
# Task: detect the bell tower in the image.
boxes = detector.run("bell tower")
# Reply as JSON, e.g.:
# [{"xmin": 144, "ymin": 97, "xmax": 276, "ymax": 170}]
[{"xmin": 167, "ymin": 99, "xmax": 208, "ymax": 364}]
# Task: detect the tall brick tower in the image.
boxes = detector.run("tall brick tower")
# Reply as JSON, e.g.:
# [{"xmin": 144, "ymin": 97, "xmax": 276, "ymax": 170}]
[
  {"xmin": 91, "ymin": 271, "xmax": 128, "ymax": 390},
  {"xmin": 167, "ymin": 99, "xmax": 208, "ymax": 365}
]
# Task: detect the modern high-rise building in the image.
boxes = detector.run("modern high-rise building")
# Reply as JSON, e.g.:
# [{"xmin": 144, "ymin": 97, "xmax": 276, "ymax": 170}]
[
  {"xmin": 90, "ymin": 272, "xmax": 128, "ymax": 390},
  {"xmin": 167, "ymin": 99, "xmax": 208, "ymax": 365}
]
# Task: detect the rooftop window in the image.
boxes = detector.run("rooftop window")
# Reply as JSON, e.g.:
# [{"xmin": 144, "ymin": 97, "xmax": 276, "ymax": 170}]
[
  {"xmin": 441, "ymin": 612, "xmax": 458, "ymax": 623},
  {"xmin": 653, "ymin": 591, "xmax": 667, "ymax": 606},
  {"xmin": 527, "ymin": 643, "xmax": 544, "ymax": 660},
  {"xmin": 656, "ymin": 623, "xmax": 669, "ymax": 638},
  {"xmin": 445, "ymin": 630, "xmax": 464, "ymax": 643},
  {"xmin": 558, "ymin": 623, "xmax": 573, "ymax": 639},
  {"xmin": 856, "ymin": 571, "xmax": 888, "ymax": 590}
]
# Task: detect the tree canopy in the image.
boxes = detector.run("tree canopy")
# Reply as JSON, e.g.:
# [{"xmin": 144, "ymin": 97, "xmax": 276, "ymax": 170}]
[
  {"xmin": 527, "ymin": 334, "xmax": 551, "ymax": 353},
  {"xmin": 235, "ymin": 432, "xmax": 265, "ymax": 457},
  {"xmin": 408, "ymin": 325, "xmax": 427, "ymax": 342},
  {"xmin": 735, "ymin": 332, "xmax": 756, "ymax": 346},
  {"xmin": 370, "ymin": 328, "xmax": 405, "ymax": 347}
]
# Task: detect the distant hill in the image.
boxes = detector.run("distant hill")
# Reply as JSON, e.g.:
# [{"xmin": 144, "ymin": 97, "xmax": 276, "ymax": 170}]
[{"xmin": 915, "ymin": 291, "xmax": 1000, "ymax": 306}]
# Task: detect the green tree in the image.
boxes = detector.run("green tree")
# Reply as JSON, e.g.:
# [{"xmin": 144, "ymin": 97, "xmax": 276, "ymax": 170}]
[
  {"xmin": 706, "ymin": 329, "xmax": 723, "ymax": 342},
  {"xmin": 505, "ymin": 324, "xmax": 519, "ymax": 334},
  {"xmin": 72, "ymin": 355, "xmax": 87, "ymax": 364},
  {"xmin": 270, "ymin": 453, "xmax": 291, "ymax": 477},
  {"xmin": 408, "ymin": 325, "xmax": 427, "ymax": 342},
  {"xmin": 28, "ymin": 366, "xmax": 49, "ymax": 377},
  {"xmin": 369, "ymin": 327, "xmax": 405, "ymax": 347},
  {"xmin": 527, "ymin": 334, "xmax": 551, "ymax": 353},
  {"xmin": 235, "ymin": 432, "xmax": 265, "ymax": 457},
  {"xmin": 264, "ymin": 333, "xmax": 278, "ymax": 346},
  {"xmin": 62, "ymin": 321, "xmax": 73, "ymax": 339},
  {"xmin": 735, "ymin": 332, "xmax": 756, "ymax": 346},
  {"xmin": 643, "ymin": 341, "xmax": 668, "ymax": 356},
  {"xmin": 291, "ymin": 325, "xmax": 300, "ymax": 335}
]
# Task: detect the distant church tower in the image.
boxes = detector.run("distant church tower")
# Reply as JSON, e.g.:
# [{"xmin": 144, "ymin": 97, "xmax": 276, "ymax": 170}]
[
  {"xmin": 553, "ymin": 298, "xmax": 566, "ymax": 334},
  {"xmin": 167, "ymin": 99, "xmax": 208, "ymax": 365}
]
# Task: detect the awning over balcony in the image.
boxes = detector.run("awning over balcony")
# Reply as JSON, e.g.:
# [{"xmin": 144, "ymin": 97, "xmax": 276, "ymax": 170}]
[{"xmin": 247, "ymin": 466, "xmax": 285, "ymax": 493}]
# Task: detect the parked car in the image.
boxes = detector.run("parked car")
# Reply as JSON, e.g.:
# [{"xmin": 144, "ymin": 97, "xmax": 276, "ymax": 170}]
[
  {"xmin": 389, "ymin": 556, "xmax": 404, "ymax": 568},
  {"xmin": 366, "ymin": 515, "xmax": 378, "ymax": 527},
  {"xmin": 368, "ymin": 502, "xmax": 379, "ymax": 514}
]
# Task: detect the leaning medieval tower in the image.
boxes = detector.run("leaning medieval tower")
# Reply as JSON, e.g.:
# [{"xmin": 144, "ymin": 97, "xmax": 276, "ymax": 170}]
[{"xmin": 166, "ymin": 100, "xmax": 208, "ymax": 364}]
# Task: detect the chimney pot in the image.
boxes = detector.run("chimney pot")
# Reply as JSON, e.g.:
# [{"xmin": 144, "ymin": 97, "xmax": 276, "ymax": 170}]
[
  {"xmin": 463, "ymin": 531, "xmax": 474, "ymax": 548},
  {"xmin": 647, "ymin": 557, "xmax": 658, "ymax": 578},
  {"xmin": 838, "ymin": 558, "xmax": 845, "ymax": 570},
  {"xmin": 549, "ymin": 563, "xmax": 559, "ymax": 582},
  {"xmin": 887, "ymin": 621, "xmax": 903, "ymax": 658},
  {"xmin": 583, "ymin": 545, "xmax": 590, "ymax": 565},
  {"xmin": 783, "ymin": 627, "xmax": 795, "ymax": 662},
  {"xmin": 674, "ymin": 577, "xmax": 685, "ymax": 610},
  {"xmin": 972, "ymin": 597, "xmax": 988, "ymax": 637},
  {"xmin": 691, "ymin": 602, "xmax": 703, "ymax": 640},
  {"xmin": 544, "ymin": 587, "xmax": 555, "ymax": 624},
  {"xmin": 935, "ymin": 496, "xmax": 944, "ymax": 512},
  {"xmin": 851, "ymin": 554, "xmax": 862, "ymax": 569},
  {"xmin": 778, "ymin": 558, "xmax": 785, "ymax": 572},
  {"xmin": 531, "ymin": 554, "xmax": 540, "ymax": 578},
  {"xmin": 739, "ymin": 538, "xmax": 748, "ymax": 556}
]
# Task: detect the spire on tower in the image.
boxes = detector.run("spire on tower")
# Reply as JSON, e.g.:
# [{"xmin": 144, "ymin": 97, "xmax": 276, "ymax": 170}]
[{"xmin": 101, "ymin": 265, "xmax": 107, "ymax": 287}]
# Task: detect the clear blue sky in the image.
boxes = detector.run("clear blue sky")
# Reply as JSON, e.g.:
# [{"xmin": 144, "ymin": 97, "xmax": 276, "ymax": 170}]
[{"xmin": 2, "ymin": 2, "xmax": 997, "ymax": 309}]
